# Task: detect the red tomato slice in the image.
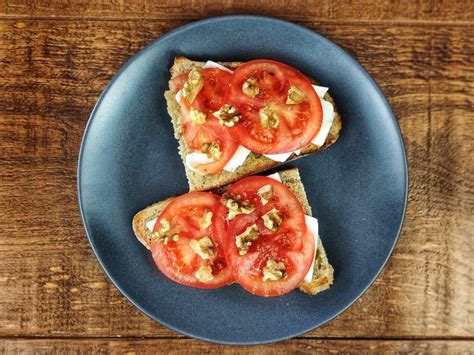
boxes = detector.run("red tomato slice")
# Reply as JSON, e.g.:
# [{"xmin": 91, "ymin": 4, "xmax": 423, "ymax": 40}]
[
  {"xmin": 223, "ymin": 176, "xmax": 314, "ymax": 296},
  {"xmin": 171, "ymin": 68, "xmax": 232, "ymax": 114},
  {"xmin": 150, "ymin": 192, "xmax": 233, "ymax": 288},
  {"xmin": 182, "ymin": 119, "xmax": 238, "ymax": 175},
  {"xmin": 194, "ymin": 68, "xmax": 232, "ymax": 112},
  {"xmin": 226, "ymin": 60, "xmax": 322, "ymax": 154},
  {"xmin": 172, "ymin": 68, "xmax": 238, "ymax": 175}
]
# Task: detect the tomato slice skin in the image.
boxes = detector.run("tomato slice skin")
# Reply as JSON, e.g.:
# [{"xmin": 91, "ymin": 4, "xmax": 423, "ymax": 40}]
[
  {"xmin": 182, "ymin": 119, "xmax": 238, "ymax": 175},
  {"xmin": 150, "ymin": 191, "xmax": 234, "ymax": 289},
  {"xmin": 222, "ymin": 176, "xmax": 314, "ymax": 296},
  {"xmin": 172, "ymin": 68, "xmax": 238, "ymax": 175},
  {"xmin": 226, "ymin": 60, "xmax": 322, "ymax": 154}
]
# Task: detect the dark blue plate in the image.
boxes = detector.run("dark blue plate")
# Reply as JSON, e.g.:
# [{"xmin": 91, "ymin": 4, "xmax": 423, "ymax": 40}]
[{"xmin": 78, "ymin": 15, "xmax": 407, "ymax": 345}]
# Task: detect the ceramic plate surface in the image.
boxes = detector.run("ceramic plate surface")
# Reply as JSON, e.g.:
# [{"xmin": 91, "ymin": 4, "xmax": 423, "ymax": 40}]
[{"xmin": 78, "ymin": 15, "xmax": 407, "ymax": 345}]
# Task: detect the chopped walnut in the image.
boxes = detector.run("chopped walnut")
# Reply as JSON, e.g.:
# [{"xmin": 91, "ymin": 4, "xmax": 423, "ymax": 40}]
[
  {"xmin": 183, "ymin": 68, "xmax": 204, "ymax": 104},
  {"xmin": 200, "ymin": 141, "xmax": 221, "ymax": 160},
  {"xmin": 261, "ymin": 208, "xmax": 282, "ymax": 232},
  {"xmin": 262, "ymin": 259, "xmax": 286, "ymax": 281},
  {"xmin": 158, "ymin": 219, "xmax": 170, "ymax": 234},
  {"xmin": 224, "ymin": 195, "xmax": 255, "ymax": 220},
  {"xmin": 190, "ymin": 108, "xmax": 207, "ymax": 125},
  {"xmin": 151, "ymin": 219, "xmax": 179, "ymax": 244},
  {"xmin": 189, "ymin": 236, "xmax": 215, "ymax": 260},
  {"xmin": 235, "ymin": 223, "xmax": 260, "ymax": 255},
  {"xmin": 257, "ymin": 184, "xmax": 274, "ymax": 205},
  {"xmin": 242, "ymin": 77, "xmax": 259, "ymax": 97},
  {"xmin": 195, "ymin": 265, "xmax": 214, "ymax": 282},
  {"xmin": 259, "ymin": 106, "xmax": 280, "ymax": 129},
  {"xmin": 286, "ymin": 85, "xmax": 305, "ymax": 105},
  {"xmin": 200, "ymin": 211, "xmax": 213, "ymax": 230},
  {"xmin": 214, "ymin": 104, "xmax": 241, "ymax": 127}
]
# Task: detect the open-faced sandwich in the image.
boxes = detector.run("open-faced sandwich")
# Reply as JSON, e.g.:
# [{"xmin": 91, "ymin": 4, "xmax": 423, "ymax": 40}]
[
  {"xmin": 132, "ymin": 168, "xmax": 333, "ymax": 297},
  {"xmin": 166, "ymin": 57, "xmax": 342, "ymax": 191}
]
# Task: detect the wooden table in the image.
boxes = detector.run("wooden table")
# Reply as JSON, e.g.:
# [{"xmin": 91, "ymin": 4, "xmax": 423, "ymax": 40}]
[{"xmin": 1, "ymin": 1, "xmax": 473, "ymax": 353}]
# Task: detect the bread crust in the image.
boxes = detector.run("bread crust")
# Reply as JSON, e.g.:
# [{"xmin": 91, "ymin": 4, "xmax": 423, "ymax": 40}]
[
  {"xmin": 167, "ymin": 56, "xmax": 342, "ymax": 191},
  {"xmin": 131, "ymin": 168, "xmax": 333, "ymax": 295}
]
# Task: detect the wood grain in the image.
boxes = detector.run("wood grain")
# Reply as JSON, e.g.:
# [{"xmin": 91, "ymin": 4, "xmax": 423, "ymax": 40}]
[
  {"xmin": 2, "ymin": 338, "xmax": 474, "ymax": 354},
  {"xmin": 0, "ymin": 0, "xmax": 473, "ymax": 23},
  {"xmin": 0, "ymin": 1, "xmax": 473, "ymax": 351}
]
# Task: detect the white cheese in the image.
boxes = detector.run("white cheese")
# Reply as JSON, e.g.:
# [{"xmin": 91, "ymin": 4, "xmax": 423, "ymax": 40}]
[
  {"xmin": 223, "ymin": 145, "xmax": 251, "ymax": 172},
  {"xmin": 185, "ymin": 152, "xmax": 215, "ymax": 174},
  {"xmin": 312, "ymin": 84, "xmax": 328, "ymax": 98},
  {"xmin": 266, "ymin": 172, "xmax": 282, "ymax": 182},
  {"xmin": 202, "ymin": 60, "xmax": 234, "ymax": 74},
  {"xmin": 146, "ymin": 218, "xmax": 157, "ymax": 232},
  {"xmin": 312, "ymin": 96, "xmax": 336, "ymax": 147},
  {"xmin": 175, "ymin": 89, "xmax": 183, "ymax": 102},
  {"xmin": 303, "ymin": 215, "xmax": 320, "ymax": 283},
  {"xmin": 263, "ymin": 151, "xmax": 294, "ymax": 162}
]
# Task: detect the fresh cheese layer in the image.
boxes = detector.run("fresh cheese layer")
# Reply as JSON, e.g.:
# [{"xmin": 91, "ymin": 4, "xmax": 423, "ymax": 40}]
[
  {"xmin": 146, "ymin": 218, "xmax": 157, "ymax": 232},
  {"xmin": 303, "ymin": 215, "xmax": 320, "ymax": 283},
  {"xmin": 311, "ymin": 85, "xmax": 336, "ymax": 147},
  {"xmin": 266, "ymin": 172, "xmax": 282, "ymax": 182},
  {"xmin": 185, "ymin": 152, "xmax": 215, "ymax": 172},
  {"xmin": 202, "ymin": 60, "xmax": 234, "ymax": 74},
  {"xmin": 182, "ymin": 61, "xmax": 336, "ymax": 172},
  {"xmin": 223, "ymin": 145, "xmax": 251, "ymax": 172}
]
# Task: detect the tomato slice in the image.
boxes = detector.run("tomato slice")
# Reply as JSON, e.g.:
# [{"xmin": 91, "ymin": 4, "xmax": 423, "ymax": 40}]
[
  {"xmin": 171, "ymin": 68, "xmax": 238, "ymax": 175},
  {"xmin": 226, "ymin": 60, "xmax": 322, "ymax": 154},
  {"xmin": 182, "ymin": 119, "xmax": 238, "ymax": 175},
  {"xmin": 150, "ymin": 192, "xmax": 233, "ymax": 288},
  {"xmin": 222, "ymin": 176, "xmax": 314, "ymax": 296}
]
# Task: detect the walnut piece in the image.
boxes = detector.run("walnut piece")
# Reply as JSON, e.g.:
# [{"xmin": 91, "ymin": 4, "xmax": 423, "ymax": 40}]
[
  {"xmin": 257, "ymin": 184, "xmax": 274, "ymax": 205},
  {"xmin": 189, "ymin": 236, "xmax": 215, "ymax": 260},
  {"xmin": 235, "ymin": 223, "xmax": 260, "ymax": 255},
  {"xmin": 262, "ymin": 259, "xmax": 286, "ymax": 281},
  {"xmin": 286, "ymin": 85, "xmax": 305, "ymax": 105},
  {"xmin": 259, "ymin": 106, "xmax": 280, "ymax": 129},
  {"xmin": 200, "ymin": 141, "xmax": 221, "ymax": 160},
  {"xmin": 200, "ymin": 211, "xmax": 213, "ymax": 230},
  {"xmin": 151, "ymin": 219, "xmax": 179, "ymax": 244},
  {"xmin": 261, "ymin": 208, "xmax": 282, "ymax": 232},
  {"xmin": 214, "ymin": 104, "xmax": 241, "ymax": 127},
  {"xmin": 242, "ymin": 77, "xmax": 259, "ymax": 97},
  {"xmin": 224, "ymin": 196, "xmax": 255, "ymax": 220},
  {"xmin": 190, "ymin": 108, "xmax": 207, "ymax": 125},
  {"xmin": 195, "ymin": 265, "xmax": 214, "ymax": 282},
  {"xmin": 183, "ymin": 68, "xmax": 204, "ymax": 104}
]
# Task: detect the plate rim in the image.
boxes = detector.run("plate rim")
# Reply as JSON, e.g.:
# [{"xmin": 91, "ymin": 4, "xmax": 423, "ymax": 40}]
[{"xmin": 77, "ymin": 14, "xmax": 409, "ymax": 345}]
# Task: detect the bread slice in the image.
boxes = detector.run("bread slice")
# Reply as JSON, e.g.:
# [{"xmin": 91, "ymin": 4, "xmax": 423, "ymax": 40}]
[
  {"xmin": 132, "ymin": 168, "xmax": 333, "ymax": 296},
  {"xmin": 165, "ymin": 56, "xmax": 342, "ymax": 191}
]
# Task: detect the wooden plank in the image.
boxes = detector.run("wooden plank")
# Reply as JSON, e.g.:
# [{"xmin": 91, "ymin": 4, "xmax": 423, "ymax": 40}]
[
  {"xmin": 0, "ymin": 0, "xmax": 473, "ymax": 23},
  {"xmin": 1, "ymin": 338, "xmax": 473, "ymax": 353},
  {"xmin": 3, "ymin": 19, "xmax": 471, "ymax": 132},
  {"xmin": 0, "ymin": 19, "xmax": 473, "ymax": 338}
]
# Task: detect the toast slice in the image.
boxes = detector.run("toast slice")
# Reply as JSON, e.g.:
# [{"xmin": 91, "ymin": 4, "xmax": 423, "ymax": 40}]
[
  {"xmin": 165, "ymin": 57, "xmax": 342, "ymax": 191},
  {"xmin": 132, "ymin": 168, "xmax": 334, "ymax": 296}
]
